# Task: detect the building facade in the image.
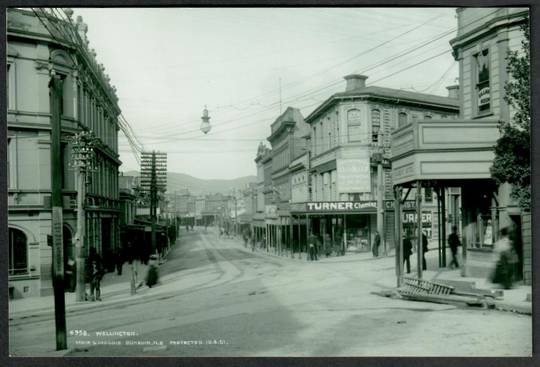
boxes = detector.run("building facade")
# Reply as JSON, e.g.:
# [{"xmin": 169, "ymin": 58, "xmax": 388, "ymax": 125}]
[
  {"xmin": 390, "ymin": 7, "xmax": 530, "ymax": 283},
  {"xmin": 252, "ymin": 143, "xmax": 270, "ymax": 244},
  {"xmin": 8, "ymin": 9, "xmax": 121, "ymax": 298},
  {"xmin": 297, "ymin": 74, "xmax": 459, "ymax": 256},
  {"xmin": 266, "ymin": 107, "xmax": 309, "ymax": 254}
]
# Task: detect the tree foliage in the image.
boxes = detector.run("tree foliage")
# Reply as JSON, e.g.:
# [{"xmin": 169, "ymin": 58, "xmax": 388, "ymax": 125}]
[{"xmin": 490, "ymin": 20, "xmax": 530, "ymax": 209}]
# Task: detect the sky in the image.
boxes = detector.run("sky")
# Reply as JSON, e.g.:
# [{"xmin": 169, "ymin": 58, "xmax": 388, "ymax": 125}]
[{"xmin": 72, "ymin": 7, "xmax": 460, "ymax": 179}]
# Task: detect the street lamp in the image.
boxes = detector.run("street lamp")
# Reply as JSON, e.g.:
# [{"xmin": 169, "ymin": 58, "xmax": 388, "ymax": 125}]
[
  {"xmin": 201, "ymin": 105, "xmax": 211, "ymax": 134},
  {"xmin": 70, "ymin": 130, "xmax": 99, "ymax": 302}
]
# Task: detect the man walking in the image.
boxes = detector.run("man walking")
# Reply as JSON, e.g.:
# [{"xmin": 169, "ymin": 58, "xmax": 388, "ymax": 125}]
[
  {"xmin": 403, "ymin": 231, "xmax": 413, "ymax": 274},
  {"xmin": 422, "ymin": 231, "xmax": 429, "ymax": 270},
  {"xmin": 87, "ymin": 247, "xmax": 104, "ymax": 301},
  {"xmin": 448, "ymin": 225, "xmax": 461, "ymax": 268},
  {"xmin": 372, "ymin": 230, "xmax": 381, "ymax": 257}
]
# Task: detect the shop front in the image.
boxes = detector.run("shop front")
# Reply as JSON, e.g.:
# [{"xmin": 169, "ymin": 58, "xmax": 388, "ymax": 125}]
[{"xmin": 291, "ymin": 201, "xmax": 378, "ymax": 256}]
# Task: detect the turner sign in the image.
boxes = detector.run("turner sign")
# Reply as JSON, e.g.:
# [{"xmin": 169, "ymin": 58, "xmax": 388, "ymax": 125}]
[{"xmin": 306, "ymin": 201, "xmax": 376, "ymax": 212}]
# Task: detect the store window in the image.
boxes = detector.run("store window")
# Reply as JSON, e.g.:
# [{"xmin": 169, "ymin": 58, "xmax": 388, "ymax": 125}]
[
  {"xmin": 475, "ymin": 48, "xmax": 491, "ymax": 114},
  {"xmin": 424, "ymin": 187, "xmax": 433, "ymax": 203},
  {"xmin": 9, "ymin": 228, "xmax": 28, "ymax": 275},
  {"xmin": 347, "ymin": 109, "xmax": 362, "ymax": 142}
]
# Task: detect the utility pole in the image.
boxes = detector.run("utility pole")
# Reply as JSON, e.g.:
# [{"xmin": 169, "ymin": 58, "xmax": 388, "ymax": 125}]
[
  {"xmin": 70, "ymin": 131, "xmax": 97, "ymax": 302},
  {"xmin": 49, "ymin": 71, "xmax": 67, "ymax": 350},
  {"xmin": 140, "ymin": 151, "xmax": 167, "ymax": 257},
  {"xmin": 150, "ymin": 151, "xmax": 157, "ymax": 255}
]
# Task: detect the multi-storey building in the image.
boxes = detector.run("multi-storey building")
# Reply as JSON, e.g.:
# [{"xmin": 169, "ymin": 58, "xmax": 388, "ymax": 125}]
[
  {"xmin": 299, "ymin": 74, "xmax": 459, "ymax": 256},
  {"xmin": 391, "ymin": 7, "xmax": 530, "ymax": 283},
  {"xmin": 252, "ymin": 143, "xmax": 270, "ymax": 244},
  {"xmin": 7, "ymin": 9, "xmax": 121, "ymax": 298},
  {"xmin": 266, "ymin": 107, "xmax": 309, "ymax": 254}
]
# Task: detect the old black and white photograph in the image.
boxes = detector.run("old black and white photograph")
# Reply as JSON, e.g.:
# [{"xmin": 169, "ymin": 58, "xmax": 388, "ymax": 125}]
[{"xmin": 5, "ymin": 5, "xmax": 533, "ymax": 359}]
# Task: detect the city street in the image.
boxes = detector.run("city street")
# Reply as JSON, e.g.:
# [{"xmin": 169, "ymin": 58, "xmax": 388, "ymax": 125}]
[{"xmin": 9, "ymin": 228, "xmax": 531, "ymax": 357}]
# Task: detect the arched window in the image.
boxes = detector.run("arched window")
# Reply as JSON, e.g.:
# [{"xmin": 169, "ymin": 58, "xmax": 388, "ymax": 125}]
[
  {"xmin": 398, "ymin": 112, "xmax": 408, "ymax": 128},
  {"xmin": 347, "ymin": 109, "xmax": 362, "ymax": 142},
  {"xmin": 9, "ymin": 228, "xmax": 27, "ymax": 275}
]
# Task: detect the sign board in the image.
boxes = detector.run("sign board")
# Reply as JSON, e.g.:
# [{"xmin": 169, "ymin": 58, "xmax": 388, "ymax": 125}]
[
  {"xmin": 478, "ymin": 87, "xmax": 490, "ymax": 108},
  {"xmin": 306, "ymin": 201, "xmax": 376, "ymax": 213},
  {"xmin": 337, "ymin": 159, "xmax": 371, "ymax": 193},
  {"xmin": 52, "ymin": 206, "xmax": 64, "ymax": 277},
  {"xmin": 402, "ymin": 211, "xmax": 433, "ymax": 238},
  {"xmin": 384, "ymin": 200, "xmax": 417, "ymax": 211}
]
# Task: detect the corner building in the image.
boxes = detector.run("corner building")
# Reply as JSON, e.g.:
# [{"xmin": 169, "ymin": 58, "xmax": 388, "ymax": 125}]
[
  {"xmin": 7, "ymin": 9, "xmax": 121, "ymax": 298},
  {"xmin": 299, "ymin": 74, "xmax": 458, "ymax": 255}
]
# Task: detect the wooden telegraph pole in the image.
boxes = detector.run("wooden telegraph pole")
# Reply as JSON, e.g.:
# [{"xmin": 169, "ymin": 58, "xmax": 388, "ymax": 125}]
[{"xmin": 49, "ymin": 72, "xmax": 67, "ymax": 350}]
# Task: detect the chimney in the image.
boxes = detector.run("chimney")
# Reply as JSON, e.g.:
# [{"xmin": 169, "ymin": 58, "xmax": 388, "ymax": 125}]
[
  {"xmin": 344, "ymin": 74, "xmax": 368, "ymax": 92},
  {"xmin": 446, "ymin": 85, "xmax": 459, "ymax": 99}
]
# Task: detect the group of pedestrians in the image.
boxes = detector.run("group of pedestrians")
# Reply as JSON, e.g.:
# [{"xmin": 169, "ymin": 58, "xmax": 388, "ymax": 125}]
[
  {"xmin": 401, "ymin": 231, "xmax": 426, "ymax": 274},
  {"xmin": 400, "ymin": 224, "xmax": 519, "ymax": 289}
]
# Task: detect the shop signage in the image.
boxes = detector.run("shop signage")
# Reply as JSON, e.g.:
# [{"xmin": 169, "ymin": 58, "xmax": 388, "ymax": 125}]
[
  {"xmin": 337, "ymin": 158, "xmax": 371, "ymax": 193},
  {"xmin": 478, "ymin": 86, "xmax": 490, "ymax": 108},
  {"xmin": 384, "ymin": 200, "xmax": 417, "ymax": 211},
  {"xmin": 306, "ymin": 201, "xmax": 376, "ymax": 212},
  {"xmin": 402, "ymin": 211, "xmax": 433, "ymax": 238}
]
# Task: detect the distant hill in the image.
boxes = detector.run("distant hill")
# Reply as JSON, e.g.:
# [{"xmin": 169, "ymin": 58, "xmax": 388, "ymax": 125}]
[{"xmin": 122, "ymin": 170, "xmax": 257, "ymax": 195}]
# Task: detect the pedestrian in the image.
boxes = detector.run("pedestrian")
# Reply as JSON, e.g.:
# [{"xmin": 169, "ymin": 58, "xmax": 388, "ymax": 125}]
[
  {"xmin": 250, "ymin": 235, "xmax": 256, "ymax": 252},
  {"xmin": 243, "ymin": 231, "xmax": 249, "ymax": 248},
  {"xmin": 448, "ymin": 225, "xmax": 461, "ymax": 268},
  {"xmin": 422, "ymin": 231, "xmax": 429, "ymax": 270},
  {"xmin": 403, "ymin": 232, "xmax": 413, "ymax": 274},
  {"xmin": 372, "ymin": 230, "xmax": 381, "ymax": 257},
  {"xmin": 146, "ymin": 254, "xmax": 159, "ymax": 288},
  {"xmin": 491, "ymin": 227, "xmax": 518, "ymax": 289},
  {"xmin": 87, "ymin": 247, "xmax": 104, "ymax": 301},
  {"xmin": 115, "ymin": 249, "xmax": 124, "ymax": 275},
  {"xmin": 308, "ymin": 235, "xmax": 317, "ymax": 261}
]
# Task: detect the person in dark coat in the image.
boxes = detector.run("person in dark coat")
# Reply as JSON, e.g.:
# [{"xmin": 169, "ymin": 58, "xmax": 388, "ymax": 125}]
[
  {"xmin": 422, "ymin": 231, "xmax": 429, "ymax": 270},
  {"xmin": 403, "ymin": 232, "xmax": 413, "ymax": 274},
  {"xmin": 372, "ymin": 231, "xmax": 381, "ymax": 257},
  {"xmin": 87, "ymin": 247, "xmax": 104, "ymax": 301},
  {"xmin": 448, "ymin": 225, "xmax": 461, "ymax": 268},
  {"xmin": 115, "ymin": 249, "xmax": 124, "ymax": 275}
]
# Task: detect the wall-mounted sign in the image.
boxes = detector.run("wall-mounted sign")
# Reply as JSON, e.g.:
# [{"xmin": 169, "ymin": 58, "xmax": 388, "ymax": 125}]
[
  {"xmin": 478, "ymin": 86, "xmax": 490, "ymax": 108},
  {"xmin": 402, "ymin": 211, "xmax": 433, "ymax": 238},
  {"xmin": 337, "ymin": 158, "xmax": 371, "ymax": 193},
  {"xmin": 306, "ymin": 201, "xmax": 376, "ymax": 212}
]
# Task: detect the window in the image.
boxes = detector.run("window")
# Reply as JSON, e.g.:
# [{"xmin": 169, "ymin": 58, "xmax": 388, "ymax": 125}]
[
  {"xmin": 9, "ymin": 228, "xmax": 27, "ymax": 275},
  {"xmin": 371, "ymin": 109, "xmax": 381, "ymax": 143},
  {"xmin": 7, "ymin": 63, "xmax": 16, "ymax": 110},
  {"xmin": 347, "ymin": 109, "xmax": 362, "ymax": 142},
  {"xmin": 475, "ymin": 49, "xmax": 490, "ymax": 113},
  {"xmin": 398, "ymin": 112, "xmax": 408, "ymax": 128},
  {"xmin": 424, "ymin": 187, "xmax": 433, "ymax": 203},
  {"xmin": 312, "ymin": 126, "xmax": 317, "ymax": 155}
]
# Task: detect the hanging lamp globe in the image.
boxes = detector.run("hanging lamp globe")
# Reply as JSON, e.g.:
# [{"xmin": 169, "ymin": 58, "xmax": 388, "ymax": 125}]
[{"xmin": 200, "ymin": 105, "xmax": 211, "ymax": 134}]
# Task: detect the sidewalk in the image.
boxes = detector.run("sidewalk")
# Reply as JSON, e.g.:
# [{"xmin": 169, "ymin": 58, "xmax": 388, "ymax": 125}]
[
  {"xmin": 396, "ymin": 249, "xmax": 532, "ymax": 315},
  {"xmin": 231, "ymin": 234, "xmax": 532, "ymax": 315},
  {"xmin": 9, "ymin": 241, "xmax": 183, "ymax": 320}
]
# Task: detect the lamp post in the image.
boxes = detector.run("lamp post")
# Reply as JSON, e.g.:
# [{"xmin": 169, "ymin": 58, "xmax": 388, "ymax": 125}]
[
  {"xmin": 372, "ymin": 124, "xmax": 386, "ymax": 257},
  {"xmin": 70, "ymin": 130, "xmax": 98, "ymax": 302}
]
